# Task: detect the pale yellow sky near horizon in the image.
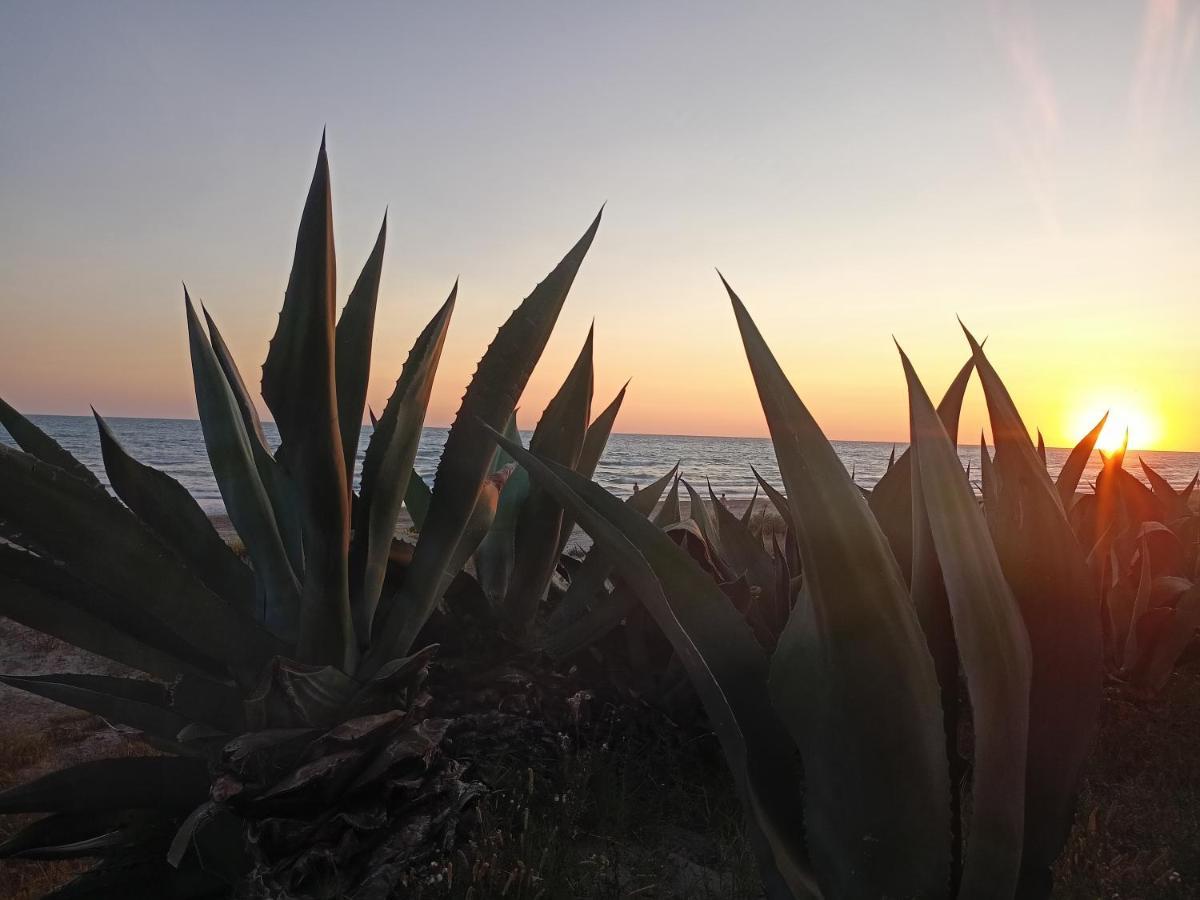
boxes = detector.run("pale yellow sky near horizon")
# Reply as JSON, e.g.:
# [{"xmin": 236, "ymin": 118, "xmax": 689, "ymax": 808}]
[{"xmin": 2, "ymin": 3, "xmax": 1197, "ymax": 451}]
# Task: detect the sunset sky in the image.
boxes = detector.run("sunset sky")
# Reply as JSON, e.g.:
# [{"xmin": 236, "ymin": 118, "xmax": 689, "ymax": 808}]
[{"xmin": 1, "ymin": 2, "xmax": 1197, "ymax": 450}]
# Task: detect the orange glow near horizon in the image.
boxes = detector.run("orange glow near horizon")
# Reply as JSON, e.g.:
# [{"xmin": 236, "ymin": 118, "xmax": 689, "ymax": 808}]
[{"xmin": 1068, "ymin": 396, "xmax": 1162, "ymax": 453}]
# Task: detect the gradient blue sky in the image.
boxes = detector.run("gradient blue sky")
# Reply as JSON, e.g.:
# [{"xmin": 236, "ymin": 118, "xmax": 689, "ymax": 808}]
[{"xmin": 2, "ymin": 2, "xmax": 1198, "ymax": 448}]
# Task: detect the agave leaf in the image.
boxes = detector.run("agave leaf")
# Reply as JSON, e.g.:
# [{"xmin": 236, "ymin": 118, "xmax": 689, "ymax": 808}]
[
  {"xmin": 1130, "ymin": 584, "xmax": 1200, "ymax": 691},
  {"xmin": 868, "ymin": 353, "xmax": 975, "ymax": 584},
  {"xmin": 335, "ymin": 214, "xmax": 388, "ymax": 486},
  {"xmin": 750, "ymin": 466, "xmax": 794, "ymax": 530},
  {"xmin": 474, "ymin": 464, "xmax": 530, "ymax": 607},
  {"xmin": 0, "ymin": 757, "xmax": 209, "ymax": 815},
  {"xmin": 203, "ymin": 306, "xmax": 305, "ymax": 576},
  {"xmin": 0, "ymin": 546, "xmax": 198, "ymax": 682},
  {"xmin": 350, "ymin": 287, "xmax": 455, "ymax": 643},
  {"xmin": 0, "ymin": 809, "xmax": 166, "ymax": 860},
  {"xmin": 542, "ymin": 589, "xmax": 638, "ymax": 659},
  {"xmin": 489, "ymin": 411, "xmax": 523, "ymax": 473},
  {"xmin": 405, "ymin": 468, "xmax": 432, "ymax": 529},
  {"xmin": 186, "ymin": 294, "xmax": 301, "ymax": 639},
  {"xmin": 261, "ymin": 138, "xmax": 355, "ymax": 670},
  {"xmin": 963, "ymin": 324, "xmax": 1102, "ymax": 897},
  {"xmin": 0, "ymin": 674, "xmax": 203, "ymax": 751},
  {"xmin": 488, "ymin": 432, "xmax": 818, "ymax": 899},
  {"xmin": 365, "ymin": 210, "xmax": 602, "ymax": 671},
  {"xmin": 680, "ymin": 477, "xmax": 721, "ymax": 557},
  {"xmin": 1036, "ymin": 429, "xmax": 1047, "ymax": 465},
  {"xmin": 47, "ymin": 852, "xmax": 231, "ymax": 898},
  {"xmin": 503, "ymin": 326, "xmax": 595, "ymax": 633},
  {"xmin": 576, "ymin": 379, "xmax": 626, "ymax": 480},
  {"xmin": 707, "ymin": 479, "xmax": 773, "ymax": 590},
  {"xmin": 0, "ymin": 395, "xmax": 102, "ymax": 488},
  {"xmin": 1181, "ymin": 472, "xmax": 1198, "ymax": 506},
  {"xmin": 1140, "ymin": 457, "xmax": 1190, "ymax": 519},
  {"xmin": 446, "ymin": 470, "xmax": 506, "ymax": 583},
  {"xmin": 551, "ymin": 380, "xmax": 628, "ymax": 562},
  {"xmin": 546, "ymin": 463, "xmax": 678, "ymax": 638},
  {"xmin": 0, "ymin": 445, "xmax": 282, "ymax": 684},
  {"xmin": 654, "ymin": 473, "xmax": 683, "ymax": 526},
  {"xmin": 901, "ymin": 346, "xmax": 1032, "ymax": 898},
  {"xmin": 1120, "ymin": 538, "xmax": 1155, "ymax": 671},
  {"xmin": 1056, "ymin": 414, "xmax": 1107, "ymax": 510},
  {"xmin": 740, "ymin": 483, "xmax": 759, "ymax": 526},
  {"xmin": 93, "ymin": 411, "xmax": 254, "ymax": 613},
  {"xmin": 724, "ymin": 276, "xmax": 950, "ymax": 897}
]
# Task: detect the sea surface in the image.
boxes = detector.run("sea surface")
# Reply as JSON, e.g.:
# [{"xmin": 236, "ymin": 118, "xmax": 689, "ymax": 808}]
[{"xmin": 5, "ymin": 415, "xmax": 1199, "ymax": 516}]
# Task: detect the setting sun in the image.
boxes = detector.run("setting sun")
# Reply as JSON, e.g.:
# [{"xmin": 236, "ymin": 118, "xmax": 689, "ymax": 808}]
[{"xmin": 1068, "ymin": 398, "xmax": 1161, "ymax": 453}]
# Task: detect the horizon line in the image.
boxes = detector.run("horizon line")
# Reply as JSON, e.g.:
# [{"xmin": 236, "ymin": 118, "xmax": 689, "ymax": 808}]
[{"xmin": 14, "ymin": 410, "xmax": 1197, "ymax": 455}]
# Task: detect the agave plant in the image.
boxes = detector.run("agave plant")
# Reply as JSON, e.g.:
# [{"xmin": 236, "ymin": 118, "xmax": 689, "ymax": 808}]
[
  {"xmin": 0, "ymin": 137, "xmax": 602, "ymax": 897},
  {"xmin": 484, "ymin": 278, "xmax": 1106, "ymax": 899},
  {"xmin": 1056, "ymin": 432, "xmax": 1200, "ymax": 693}
]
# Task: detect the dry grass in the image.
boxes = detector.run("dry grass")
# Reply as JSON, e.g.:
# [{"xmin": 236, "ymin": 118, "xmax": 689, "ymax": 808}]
[
  {"xmin": 1055, "ymin": 654, "xmax": 1200, "ymax": 898},
  {"xmin": 0, "ymin": 732, "xmax": 89, "ymax": 900}
]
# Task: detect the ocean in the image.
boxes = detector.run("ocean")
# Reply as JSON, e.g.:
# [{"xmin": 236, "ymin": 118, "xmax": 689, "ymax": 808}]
[{"xmin": 5, "ymin": 415, "xmax": 1199, "ymax": 516}]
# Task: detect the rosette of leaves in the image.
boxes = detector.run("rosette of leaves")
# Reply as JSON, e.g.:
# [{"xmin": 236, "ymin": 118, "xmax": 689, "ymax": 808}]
[{"xmin": 0, "ymin": 137, "xmax": 601, "ymax": 897}]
